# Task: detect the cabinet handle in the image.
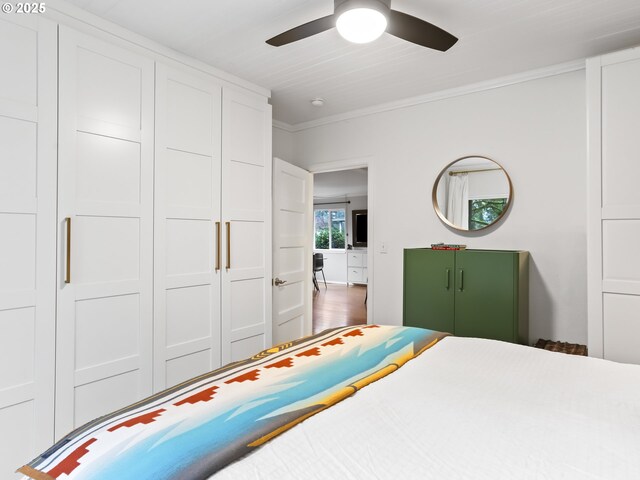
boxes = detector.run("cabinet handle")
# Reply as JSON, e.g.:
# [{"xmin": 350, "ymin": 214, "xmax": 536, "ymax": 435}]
[
  {"xmin": 65, "ymin": 217, "xmax": 71, "ymax": 284},
  {"xmin": 225, "ymin": 221, "xmax": 231, "ymax": 271},
  {"xmin": 458, "ymin": 269, "xmax": 464, "ymax": 291},
  {"xmin": 215, "ymin": 221, "xmax": 221, "ymax": 272},
  {"xmin": 445, "ymin": 268, "xmax": 450, "ymax": 289}
]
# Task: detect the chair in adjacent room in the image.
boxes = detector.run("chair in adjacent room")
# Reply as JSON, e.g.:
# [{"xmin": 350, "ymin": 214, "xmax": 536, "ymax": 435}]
[{"xmin": 313, "ymin": 253, "xmax": 327, "ymax": 290}]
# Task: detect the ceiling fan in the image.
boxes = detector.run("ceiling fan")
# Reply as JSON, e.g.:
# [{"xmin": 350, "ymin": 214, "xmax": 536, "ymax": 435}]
[{"xmin": 266, "ymin": 0, "xmax": 457, "ymax": 51}]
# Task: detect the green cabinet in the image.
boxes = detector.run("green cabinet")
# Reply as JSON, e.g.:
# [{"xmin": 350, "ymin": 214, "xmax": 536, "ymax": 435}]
[{"xmin": 403, "ymin": 249, "xmax": 529, "ymax": 344}]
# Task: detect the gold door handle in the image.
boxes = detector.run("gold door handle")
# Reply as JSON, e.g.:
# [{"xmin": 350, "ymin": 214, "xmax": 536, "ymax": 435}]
[
  {"xmin": 215, "ymin": 221, "xmax": 221, "ymax": 272},
  {"xmin": 225, "ymin": 221, "xmax": 231, "ymax": 271},
  {"xmin": 65, "ymin": 217, "xmax": 71, "ymax": 284}
]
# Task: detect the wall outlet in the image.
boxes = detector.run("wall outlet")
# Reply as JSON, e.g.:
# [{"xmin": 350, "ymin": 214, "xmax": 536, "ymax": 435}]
[{"xmin": 380, "ymin": 242, "xmax": 388, "ymax": 254}]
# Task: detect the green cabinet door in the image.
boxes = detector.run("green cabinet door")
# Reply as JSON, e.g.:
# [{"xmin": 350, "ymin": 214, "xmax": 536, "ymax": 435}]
[
  {"xmin": 454, "ymin": 250, "xmax": 516, "ymax": 342},
  {"xmin": 403, "ymin": 249, "xmax": 455, "ymax": 333}
]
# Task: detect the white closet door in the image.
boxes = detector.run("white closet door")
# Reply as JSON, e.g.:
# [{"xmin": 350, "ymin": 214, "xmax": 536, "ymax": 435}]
[
  {"xmin": 0, "ymin": 16, "xmax": 56, "ymax": 475},
  {"xmin": 56, "ymin": 27, "xmax": 154, "ymax": 436},
  {"xmin": 154, "ymin": 63, "xmax": 222, "ymax": 390},
  {"xmin": 221, "ymin": 88, "xmax": 272, "ymax": 363},
  {"xmin": 588, "ymin": 48, "xmax": 640, "ymax": 364}
]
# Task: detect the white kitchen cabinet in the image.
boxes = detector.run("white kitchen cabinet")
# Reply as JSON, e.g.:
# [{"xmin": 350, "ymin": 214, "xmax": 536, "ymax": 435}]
[{"xmin": 347, "ymin": 251, "xmax": 368, "ymax": 285}]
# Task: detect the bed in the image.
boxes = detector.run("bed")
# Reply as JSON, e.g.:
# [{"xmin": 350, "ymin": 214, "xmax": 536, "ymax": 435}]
[{"xmin": 18, "ymin": 325, "xmax": 640, "ymax": 480}]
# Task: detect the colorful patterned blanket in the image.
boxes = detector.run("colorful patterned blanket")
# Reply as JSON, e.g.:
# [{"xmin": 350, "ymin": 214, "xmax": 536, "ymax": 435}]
[{"xmin": 19, "ymin": 325, "xmax": 447, "ymax": 480}]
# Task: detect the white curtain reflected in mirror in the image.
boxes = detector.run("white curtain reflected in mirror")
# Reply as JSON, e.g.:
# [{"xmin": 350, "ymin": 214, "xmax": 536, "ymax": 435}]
[
  {"xmin": 433, "ymin": 156, "xmax": 512, "ymax": 231},
  {"xmin": 445, "ymin": 172, "xmax": 468, "ymax": 226}
]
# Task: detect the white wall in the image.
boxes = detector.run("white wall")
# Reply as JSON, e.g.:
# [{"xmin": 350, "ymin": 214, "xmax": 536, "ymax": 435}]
[
  {"xmin": 281, "ymin": 71, "xmax": 587, "ymax": 344},
  {"xmin": 273, "ymin": 124, "xmax": 294, "ymax": 162}
]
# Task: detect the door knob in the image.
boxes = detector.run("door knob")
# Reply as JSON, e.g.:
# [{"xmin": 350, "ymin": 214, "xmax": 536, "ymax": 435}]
[{"xmin": 274, "ymin": 277, "xmax": 287, "ymax": 286}]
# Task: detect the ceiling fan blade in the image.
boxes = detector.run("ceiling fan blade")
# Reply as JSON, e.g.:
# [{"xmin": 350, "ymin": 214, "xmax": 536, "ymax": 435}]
[
  {"xmin": 267, "ymin": 15, "xmax": 336, "ymax": 46},
  {"xmin": 387, "ymin": 10, "xmax": 458, "ymax": 51}
]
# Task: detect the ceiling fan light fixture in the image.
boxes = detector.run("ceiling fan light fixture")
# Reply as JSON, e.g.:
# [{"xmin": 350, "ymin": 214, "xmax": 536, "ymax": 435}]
[
  {"xmin": 266, "ymin": 0, "xmax": 457, "ymax": 53},
  {"xmin": 336, "ymin": 7, "xmax": 387, "ymax": 44}
]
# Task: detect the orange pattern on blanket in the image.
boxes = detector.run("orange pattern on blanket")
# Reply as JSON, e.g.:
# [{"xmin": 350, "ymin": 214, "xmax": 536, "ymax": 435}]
[
  {"xmin": 225, "ymin": 369, "xmax": 260, "ymax": 384},
  {"xmin": 108, "ymin": 409, "xmax": 166, "ymax": 432},
  {"xmin": 174, "ymin": 387, "xmax": 220, "ymax": 406},
  {"xmin": 321, "ymin": 338, "xmax": 344, "ymax": 347},
  {"xmin": 47, "ymin": 438, "xmax": 97, "ymax": 478},
  {"xmin": 296, "ymin": 347, "xmax": 321, "ymax": 357},
  {"xmin": 343, "ymin": 329, "xmax": 363, "ymax": 337},
  {"xmin": 265, "ymin": 357, "xmax": 294, "ymax": 369}
]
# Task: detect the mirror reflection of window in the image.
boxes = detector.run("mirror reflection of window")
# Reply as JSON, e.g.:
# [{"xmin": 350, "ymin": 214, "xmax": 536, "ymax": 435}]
[
  {"xmin": 433, "ymin": 156, "xmax": 512, "ymax": 231},
  {"xmin": 469, "ymin": 198, "xmax": 508, "ymax": 230}
]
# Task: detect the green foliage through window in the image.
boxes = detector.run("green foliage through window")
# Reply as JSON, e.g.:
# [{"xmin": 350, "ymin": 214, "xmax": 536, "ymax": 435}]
[
  {"xmin": 314, "ymin": 208, "xmax": 346, "ymax": 249},
  {"xmin": 469, "ymin": 198, "xmax": 507, "ymax": 230}
]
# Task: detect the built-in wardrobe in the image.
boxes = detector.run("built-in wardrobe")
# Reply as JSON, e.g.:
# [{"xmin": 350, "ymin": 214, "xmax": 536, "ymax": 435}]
[
  {"xmin": 0, "ymin": 15, "xmax": 272, "ymax": 474},
  {"xmin": 587, "ymin": 45, "xmax": 640, "ymax": 365}
]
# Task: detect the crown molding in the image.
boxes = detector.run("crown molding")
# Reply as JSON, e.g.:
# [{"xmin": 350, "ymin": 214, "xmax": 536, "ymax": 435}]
[
  {"xmin": 44, "ymin": 0, "xmax": 271, "ymax": 99},
  {"xmin": 281, "ymin": 59, "xmax": 585, "ymax": 132},
  {"xmin": 272, "ymin": 119, "xmax": 295, "ymax": 132}
]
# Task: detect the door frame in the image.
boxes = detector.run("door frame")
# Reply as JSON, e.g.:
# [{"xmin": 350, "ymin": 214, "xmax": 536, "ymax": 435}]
[{"xmin": 308, "ymin": 155, "xmax": 374, "ymax": 325}]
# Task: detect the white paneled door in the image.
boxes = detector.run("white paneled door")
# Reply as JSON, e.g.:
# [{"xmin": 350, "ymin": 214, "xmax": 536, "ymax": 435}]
[
  {"xmin": 56, "ymin": 26, "xmax": 154, "ymax": 436},
  {"xmin": 221, "ymin": 89, "xmax": 273, "ymax": 363},
  {"xmin": 154, "ymin": 63, "xmax": 222, "ymax": 390},
  {"xmin": 588, "ymin": 48, "xmax": 640, "ymax": 364},
  {"xmin": 0, "ymin": 16, "xmax": 56, "ymax": 476},
  {"xmin": 272, "ymin": 159, "xmax": 312, "ymax": 345}
]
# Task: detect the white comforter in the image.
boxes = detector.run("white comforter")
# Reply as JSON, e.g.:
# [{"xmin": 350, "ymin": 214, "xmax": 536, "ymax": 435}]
[{"xmin": 213, "ymin": 336, "xmax": 640, "ymax": 479}]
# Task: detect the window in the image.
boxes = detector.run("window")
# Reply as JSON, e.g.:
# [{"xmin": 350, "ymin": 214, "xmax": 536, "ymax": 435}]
[
  {"xmin": 468, "ymin": 198, "xmax": 507, "ymax": 230},
  {"xmin": 314, "ymin": 208, "xmax": 346, "ymax": 250}
]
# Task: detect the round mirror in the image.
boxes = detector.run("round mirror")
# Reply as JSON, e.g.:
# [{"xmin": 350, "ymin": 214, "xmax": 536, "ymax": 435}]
[{"xmin": 432, "ymin": 156, "xmax": 512, "ymax": 231}]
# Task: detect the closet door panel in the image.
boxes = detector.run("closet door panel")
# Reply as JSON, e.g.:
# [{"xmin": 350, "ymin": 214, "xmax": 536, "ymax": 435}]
[
  {"xmin": 0, "ymin": 215, "xmax": 36, "ymax": 291},
  {"xmin": 601, "ymin": 58, "xmax": 640, "ymax": 209},
  {"xmin": 166, "ymin": 350, "xmax": 211, "ymax": 388},
  {"xmin": 73, "ymin": 371, "xmax": 140, "ymax": 427},
  {"xmin": 0, "ymin": 115, "xmax": 36, "ymax": 199},
  {"xmin": 166, "ymin": 149, "xmax": 212, "ymax": 209},
  {"xmin": 56, "ymin": 26, "xmax": 154, "ymax": 437},
  {"xmin": 166, "ymin": 79, "xmax": 215, "ymax": 155},
  {"xmin": 76, "ymin": 47, "xmax": 143, "ymax": 139},
  {"xmin": 603, "ymin": 293, "xmax": 640, "ymax": 364},
  {"xmin": 589, "ymin": 50, "xmax": 640, "ymax": 362},
  {"xmin": 165, "ymin": 218, "xmax": 211, "ymax": 275},
  {"xmin": 0, "ymin": 16, "xmax": 56, "ymax": 476},
  {"xmin": 222, "ymin": 88, "xmax": 272, "ymax": 364},
  {"xmin": 75, "ymin": 133, "xmax": 141, "ymax": 204},
  {"xmin": 154, "ymin": 64, "xmax": 222, "ymax": 391}
]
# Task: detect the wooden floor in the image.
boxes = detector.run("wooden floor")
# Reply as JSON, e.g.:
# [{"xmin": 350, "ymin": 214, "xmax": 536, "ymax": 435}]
[{"xmin": 312, "ymin": 283, "xmax": 367, "ymax": 334}]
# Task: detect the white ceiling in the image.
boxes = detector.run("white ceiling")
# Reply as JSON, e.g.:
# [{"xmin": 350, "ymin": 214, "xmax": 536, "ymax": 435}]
[
  {"xmin": 314, "ymin": 169, "xmax": 368, "ymax": 199},
  {"xmin": 65, "ymin": 0, "xmax": 640, "ymax": 125}
]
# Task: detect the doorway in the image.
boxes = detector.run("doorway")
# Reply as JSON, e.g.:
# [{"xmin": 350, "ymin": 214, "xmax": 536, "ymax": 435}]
[{"xmin": 311, "ymin": 167, "xmax": 369, "ymax": 333}]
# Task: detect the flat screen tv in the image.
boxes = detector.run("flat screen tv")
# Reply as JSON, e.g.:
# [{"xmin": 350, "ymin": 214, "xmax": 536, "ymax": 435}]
[{"xmin": 352, "ymin": 209, "xmax": 367, "ymax": 247}]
